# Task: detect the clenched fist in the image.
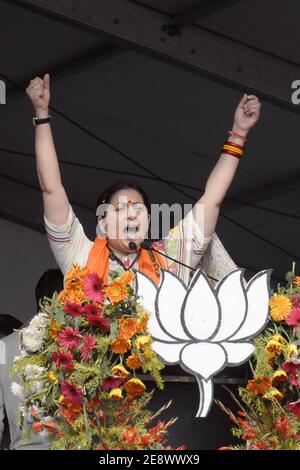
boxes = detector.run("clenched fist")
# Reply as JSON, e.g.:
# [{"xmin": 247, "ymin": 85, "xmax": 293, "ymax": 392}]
[
  {"xmin": 26, "ymin": 73, "xmax": 50, "ymax": 117},
  {"xmin": 233, "ymin": 94, "xmax": 261, "ymax": 133}
]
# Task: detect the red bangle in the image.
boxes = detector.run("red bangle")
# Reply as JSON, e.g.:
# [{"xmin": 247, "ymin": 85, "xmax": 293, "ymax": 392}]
[
  {"xmin": 223, "ymin": 140, "xmax": 244, "ymax": 150},
  {"xmin": 222, "ymin": 149, "xmax": 243, "ymax": 159},
  {"xmin": 228, "ymin": 130, "xmax": 247, "ymax": 142}
]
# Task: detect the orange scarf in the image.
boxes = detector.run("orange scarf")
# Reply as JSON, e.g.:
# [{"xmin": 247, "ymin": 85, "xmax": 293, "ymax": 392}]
[{"xmin": 86, "ymin": 238, "xmax": 167, "ymax": 285}]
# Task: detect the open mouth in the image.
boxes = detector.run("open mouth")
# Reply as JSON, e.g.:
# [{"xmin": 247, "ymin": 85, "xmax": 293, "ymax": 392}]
[{"xmin": 124, "ymin": 225, "xmax": 139, "ymax": 237}]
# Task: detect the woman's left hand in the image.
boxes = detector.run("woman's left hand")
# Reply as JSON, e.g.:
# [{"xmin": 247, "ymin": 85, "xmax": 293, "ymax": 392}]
[{"xmin": 233, "ymin": 94, "xmax": 261, "ymax": 133}]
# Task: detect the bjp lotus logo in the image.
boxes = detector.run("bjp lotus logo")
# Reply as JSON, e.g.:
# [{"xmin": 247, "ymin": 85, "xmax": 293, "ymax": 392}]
[{"xmin": 136, "ymin": 268, "xmax": 271, "ymax": 417}]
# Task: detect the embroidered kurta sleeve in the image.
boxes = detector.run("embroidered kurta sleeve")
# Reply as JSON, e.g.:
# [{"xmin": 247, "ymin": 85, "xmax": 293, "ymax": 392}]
[
  {"xmin": 161, "ymin": 209, "xmax": 212, "ymax": 286},
  {"xmin": 44, "ymin": 205, "xmax": 93, "ymax": 275}
]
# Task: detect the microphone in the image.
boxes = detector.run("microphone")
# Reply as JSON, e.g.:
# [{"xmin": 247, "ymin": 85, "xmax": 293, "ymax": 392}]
[
  {"xmin": 128, "ymin": 241, "xmax": 138, "ymax": 251},
  {"xmin": 140, "ymin": 239, "xmax": 218, "ymax": 282}
]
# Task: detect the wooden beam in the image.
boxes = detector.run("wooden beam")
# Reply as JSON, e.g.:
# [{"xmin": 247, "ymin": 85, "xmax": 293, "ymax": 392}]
[
  {"xmin": 6, "ymin": 43, "xmax": 126, "ymax": 101},
  {"xmin": 169, "ymin": 0, "xmax": 244, "ymax": 29},
  {"xmin": 11, "ymin": 0, "xmax": 300, "ymax": 113}
]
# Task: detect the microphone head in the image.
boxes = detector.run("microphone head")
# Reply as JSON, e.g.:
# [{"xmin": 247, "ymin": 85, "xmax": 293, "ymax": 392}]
[
  {"xmin": 140, "ymin": 240, "xmax": 152, "ymax": 250},
  {"xmin": 128, "ymin": 241, "xmax": 138, "ymax": 251}
]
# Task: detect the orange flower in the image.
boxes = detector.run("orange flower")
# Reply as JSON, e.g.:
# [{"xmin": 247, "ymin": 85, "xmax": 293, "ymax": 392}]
[
  {"xmin": 59, "ymin": 288, "xmax": 86, "ymax": 305},
  {"xmin": 111, "ymin": 337, "xmax": 132, "ymax": 354},
  {"xmin": 118, "ymin": 317, "xmax": 138, "ymax": 340},
  {"xmin": 293, "ymin": 276, "xmax": 300, "ymax": 288},
  {"xmin": 269, "ymin": 294, "xmax": 292, "ymax": 322},
  {"xmin": 124, "ymin": 378, "xmax": 146, "ymax": 399},
  {"xmin": 247, "ymin": 376, "xmax": 272, "ymax": 395},
  {"xmin": 103, "ymin": 280, "xmax": 127, "ymax": 304},
  {"xmin": 64, "ymin": 264, "xmax": 89, "ymax": 289},
  {"xmin": 126, "ymin": 354, "xmax": 142, "ymax": 370},
  {"xmin": 119, "ymin": 271, "xmax": 135, "ymax": 286},
  {"xmin": 49, "ymin": 318, "xmax": 61, "ymax": 341},
  {"xmin": 59, "ymin": 402, "xmax": 81, "ymax": 426}
]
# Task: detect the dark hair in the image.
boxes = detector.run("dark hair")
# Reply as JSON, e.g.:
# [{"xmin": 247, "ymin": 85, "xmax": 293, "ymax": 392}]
[
  {"xmin": 35, "ymin": 269, "xmax": 64, "ymax": 311},
  {"xmin": 96, "ymin": 180, "xmax": 151, "ymax": 216},
  {"xmin": 0, "ymin": 314, "xmax": 23, "ymax": 337}
]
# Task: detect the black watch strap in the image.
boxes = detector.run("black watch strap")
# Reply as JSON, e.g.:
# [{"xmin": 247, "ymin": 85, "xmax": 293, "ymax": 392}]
[{"xmin": 33, "ymin": 116, "xmax": 51, "ymax": 127}]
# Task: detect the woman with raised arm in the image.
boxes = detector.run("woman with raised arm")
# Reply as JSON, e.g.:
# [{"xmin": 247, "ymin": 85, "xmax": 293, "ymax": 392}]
[{"xmin": 26, "ymin": 74, "xmax": 261, "ymax": 287}]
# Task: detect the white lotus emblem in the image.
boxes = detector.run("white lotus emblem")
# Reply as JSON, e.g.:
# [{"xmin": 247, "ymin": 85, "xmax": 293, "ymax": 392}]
[{"xmin": 136, "ymin": 268, "xmax": 271, "ymax": 417}]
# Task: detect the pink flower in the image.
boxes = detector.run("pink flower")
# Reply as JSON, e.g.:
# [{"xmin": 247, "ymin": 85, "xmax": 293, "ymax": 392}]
[
  {"xmin": 80, "ymin": 334, "xmax": 96, "ymax": 361},
  {"xmin": 282, "ymin": 361, "xmax": 299, "ymax": 387},
  {"xmin": 286, "ymin": 307, "xmax": 300, "ymax": 327},
  {"xmin": 288, "ymin": 399, "xmax": 300, "ymax": 417},
  {"xmin": 58, "ymin": 326, "xmax": 81, "ymax": 350},
  {"xmin": 102, "ymin": 377, "xmax": 123, "ymax": 391},
  {"xmin": 51, "ymin": 350, "xmax": 74, "ymax": 372},
  {"xmin": 84, "ymin": 273, "xmax": 104, "ymax": 304},
  {"xmin": 290, "ymin": 295, "xmax": 300, "ymax": 308},
  {"xmin": 64, "ymin": 302, "xmax": 84, "ymax": 318},
  {"xmin": 84, "ymin": 305, "xmax": 110, "ymax": 332},
  {"xmin": 61, "ymin": 380, "xmax": 83, "ymax": 404}
]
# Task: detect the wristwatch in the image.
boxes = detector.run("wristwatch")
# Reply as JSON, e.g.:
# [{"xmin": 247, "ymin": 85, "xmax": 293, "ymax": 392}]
[{"xmin": 33, "ymin": 115, "xmax": 51, "ymax": 127}]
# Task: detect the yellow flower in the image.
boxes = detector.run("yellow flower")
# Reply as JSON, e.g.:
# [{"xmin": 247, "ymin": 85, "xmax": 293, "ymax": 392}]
[
  {"xmin": 48, "ymin": 371, "xmax": 58, "ymax": 385},
  {"xmin": 136, "ymin": 312, "xmax": 149, "ymax": 333},
  {"xmin": 49, "ymin": 319, "xmax": 61, "ymax": 341},
  {"xmin": 269, "ymin": 294, "xmax": 292, "ymax": 322},
  {"xmin": 293, "ymin": 276, "xmax": 300, "ymax": 288},
  {"xmin": 58, "ymin": 394, "xmax": 65, "ymax": 403},
  {"xmin": 266, "ymin": 335, "xmax": 285, "ymax": 357},
  {"xmin": 108, "ymin": 388, "xmax": 122, "ymax": 401},
  {"xmin": 286, "ymin": 343, "xmax": 298, "ymax": 360},
  {"xmin": 135, "ymin": 335, "xmax": 151, "ymax": 351},
  {"xmin": 124, "ymin": 378, "xmax": 146, "ymax": 399},
  {"xmin": 111, "ymin": 364, "xmax": 130, "ymax": 378},
  {"xmin": 271, "ymin": 370, "xmax": 288, "ymax": 386},
  {"xmin": 262, "ymin": 388, "xmax": 283, "ymax": 401}
]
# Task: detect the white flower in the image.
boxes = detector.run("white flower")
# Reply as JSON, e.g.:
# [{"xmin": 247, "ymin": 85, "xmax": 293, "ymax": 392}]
[
  {"xmin": 21, "ymin": 313, "xmax": 48, "ymax": 352},
  {"xmin": 136, "ymin": 268, "xmax": 271, "ymax": 417},
  {"xmin": 11, "ymin": 382, "xmax": 25, "ymax": 401},
  {"xmin": 24, "ymin": 365, "xmax": 45, "ymax": 380}
]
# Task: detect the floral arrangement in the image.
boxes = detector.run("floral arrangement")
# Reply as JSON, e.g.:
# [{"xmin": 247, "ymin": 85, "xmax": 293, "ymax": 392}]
[
  {"xmin": 11, "ymin": 265, "xmax": 183, "ymax": 450},
  {"xmin": 217, "ymin": 264, "xmax": 300, "ymax": 450}
]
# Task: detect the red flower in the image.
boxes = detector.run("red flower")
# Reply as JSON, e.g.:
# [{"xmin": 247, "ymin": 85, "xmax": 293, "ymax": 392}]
[
  {"xmin": 102, "ymin": 377, "xmax": 123, "ymax": 391},
  {"xmin": 58, "ymin": 326, "xmax": 81, "ymax": 350},
  {"xmin": 84, "ymin": 305, "xmax": 110, "ymax": 332},
  {"xmin": 84, "ymin": 273, "xmax": 104, "ymax": 304},
  {"xmin": 288, "ymin": 399, "xmax": 300, "ymax": 417},
  {"xmin": 80, "ymin": 334, "xmax": 96, "ymax": 361},
  {"xmin": 286, "ymin": 307, "xmax": 300, "ymax": 327},
  {"xmin": 64, "ymin": 302, "xmax": 84, "ymax": 318},
  {"xmin": 275, "ymin": 416, "xmax": 294, "ymax": 439},
  {"xmin": 51, "ymin": 350, "xmax": 74, "ymax": 372},
  {"xmin": 61, "ymin": 380, "xmax": 83, "ymax": 404}
]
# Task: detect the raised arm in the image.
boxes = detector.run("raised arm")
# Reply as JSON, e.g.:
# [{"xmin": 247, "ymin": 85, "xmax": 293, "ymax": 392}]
[
  {"xmin": 26, "ymin": 74, "xmax": 69, "ymax": 226},
  {"xmin": 193, "ymin": 94, "xmax": 261, "ymax": 238}
]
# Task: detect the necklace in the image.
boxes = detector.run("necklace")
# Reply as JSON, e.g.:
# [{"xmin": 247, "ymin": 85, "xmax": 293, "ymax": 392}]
[{"xmin": 108, "ymin": 247, "xmax": 140, "ymax": 271}]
